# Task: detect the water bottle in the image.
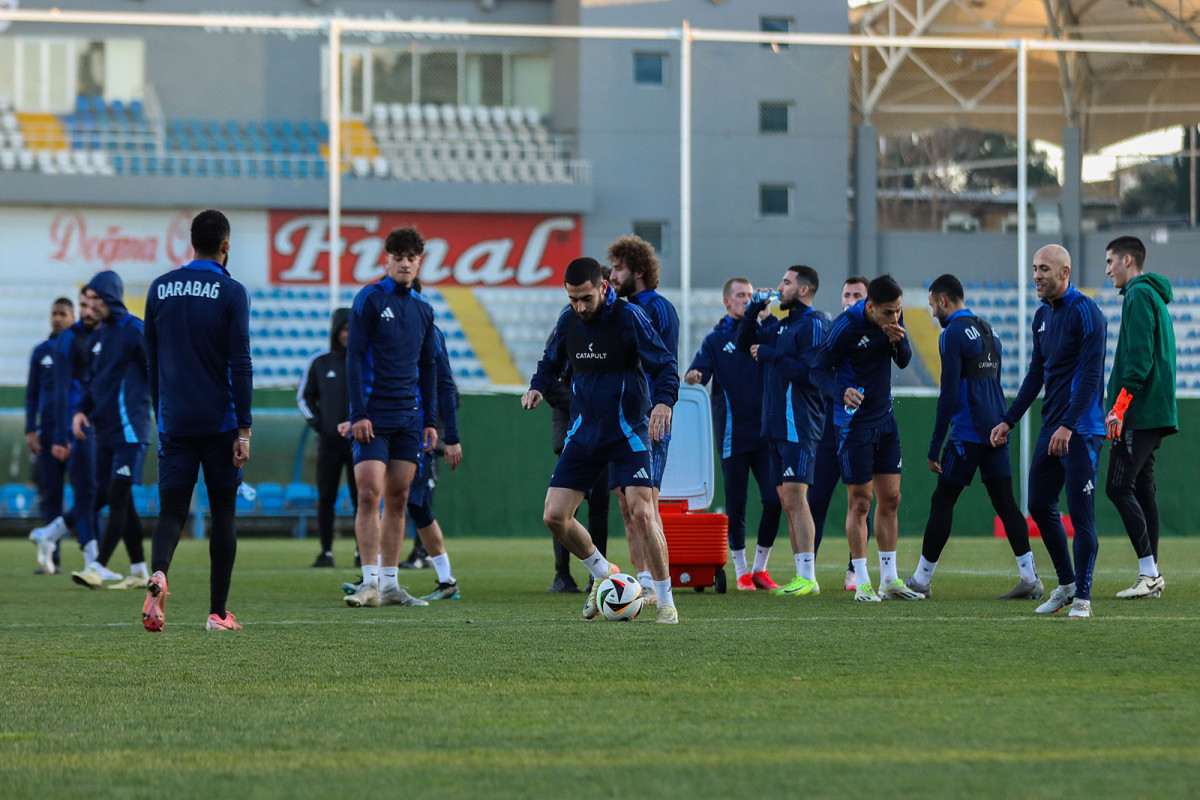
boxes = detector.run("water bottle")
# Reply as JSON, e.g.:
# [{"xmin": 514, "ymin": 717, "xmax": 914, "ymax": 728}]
[
  {"xmin": 845, "ymin": 386, "xmax": 865, "ymax": 415},
  {"xmin": 752, "ymin": 289, "xmax": 779, "ymax": 304}
]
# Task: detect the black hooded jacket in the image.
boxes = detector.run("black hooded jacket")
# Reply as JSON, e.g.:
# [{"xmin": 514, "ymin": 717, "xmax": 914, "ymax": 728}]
[{"xmin": 298, "ymin": 308, "xmax": 351, "ymax": 439}]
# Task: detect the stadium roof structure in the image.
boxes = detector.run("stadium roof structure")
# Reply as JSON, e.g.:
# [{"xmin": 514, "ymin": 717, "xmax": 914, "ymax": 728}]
[{"xmin": 849, "ymin": 0, "xmax": 1200, "ymax": 149}]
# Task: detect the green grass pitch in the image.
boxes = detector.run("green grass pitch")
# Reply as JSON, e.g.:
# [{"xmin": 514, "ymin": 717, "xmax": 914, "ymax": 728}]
[{"xmin": 2, "ymin": 536, "xmax": 1198, "ymax": 799}]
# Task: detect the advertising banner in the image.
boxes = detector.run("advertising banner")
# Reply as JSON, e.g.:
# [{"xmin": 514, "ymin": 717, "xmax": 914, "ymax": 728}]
[{"xmin": 269, "ymin": 210, "xmax": 582, "ymax": 288}]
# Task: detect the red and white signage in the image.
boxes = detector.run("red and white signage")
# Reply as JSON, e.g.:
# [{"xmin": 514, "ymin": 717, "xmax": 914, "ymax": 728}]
[
  {"xmin": 269, "ymin": 211, "xmax": 582, "ymax": 287},
  {"xmin": 0, "ymin": 207, "xmax": 270, "ymax": 287}
]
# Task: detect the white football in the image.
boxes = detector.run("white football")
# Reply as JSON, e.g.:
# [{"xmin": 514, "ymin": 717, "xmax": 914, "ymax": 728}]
[{"xmin": 598, "ymin": 573, "xmax": 643, "ymax": 621}]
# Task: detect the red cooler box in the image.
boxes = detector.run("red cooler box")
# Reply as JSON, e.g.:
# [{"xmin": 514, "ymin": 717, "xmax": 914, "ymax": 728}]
[{"xmin": 658, "ymin": 385, "xmax": 729, "ymax": 593}]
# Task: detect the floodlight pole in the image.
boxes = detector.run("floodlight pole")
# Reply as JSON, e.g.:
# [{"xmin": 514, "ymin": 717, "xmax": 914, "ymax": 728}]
[
  {"xmin": 678, "ymin": 20, "xmax": 693, "ymax": 370},
  {"xmin": 1017, "ymin": 38, "xmax": 1030, "ymax": 514},
  {"xmin": 328, "ymin": 19, "xmax": 343, "ymax": 313}
]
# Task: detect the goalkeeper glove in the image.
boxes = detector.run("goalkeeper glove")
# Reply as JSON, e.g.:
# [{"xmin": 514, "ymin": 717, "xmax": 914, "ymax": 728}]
[{"xmin": 1106, "ymin": 388, "xmax": 1132, "ymax": 439}]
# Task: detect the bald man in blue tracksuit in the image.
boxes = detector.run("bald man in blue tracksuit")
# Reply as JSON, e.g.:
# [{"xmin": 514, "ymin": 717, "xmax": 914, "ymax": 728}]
[
  {"xmin": 737, "ymin": 266, "xmax": 830, "ymax": 597},
  {"xmin": 524, "ymin": 256, "xmax": 681, "ymax": 623},
  {"xmin": 142, "ymin": 209, "xmax": 254, "ymax": 632},
  {"xmin": 70, "ymin": 271, "xmax": 152, "ymax": 590},
  {"xmin": 685, "ymin": 278, "xmax": 782, "ymax": 590},
  {"xmin": 991, "ymin": 244, "xmax": 1107, "ymax": 618}
]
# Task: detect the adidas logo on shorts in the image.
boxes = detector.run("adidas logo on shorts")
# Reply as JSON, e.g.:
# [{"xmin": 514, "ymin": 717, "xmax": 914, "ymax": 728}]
[
  {"xmin": 381, "ymin": 308, "xmax": 395, "ymax": 321},
  {"xmin": 632, "ymin": 468, "xmax": 650, "ymax": 480},
  {"xmin": 117, "ymin": 465, "xmax": 131, "ymax": 477},
  {"xmin": 1083, "ymin": 479, "xmax": 1094, "ymax": 495},
  {"xmin": 783, "ymin": 467, "xmax": 795, "ymax": 477}
]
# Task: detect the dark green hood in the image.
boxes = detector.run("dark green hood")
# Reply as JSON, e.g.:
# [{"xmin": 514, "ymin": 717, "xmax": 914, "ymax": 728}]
[{"xmin": 1123, "ymin": 272, "xmax": 1172, "ymax": 304}]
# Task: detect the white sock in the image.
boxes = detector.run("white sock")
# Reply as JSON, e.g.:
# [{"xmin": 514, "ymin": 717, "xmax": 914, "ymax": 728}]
[
  {"xmin": 49, "ymin": 516, "xmax": 68, "ymax": 543},
  {"xmin": 1137, "ymin": 556, "xmax": 1159, "ymax": 578},
  {"xmin": 1016, "ymin": 551, "xmax": 1037, "ymax": 582},
  {"xmin": 362, "ymin": 564, "xmax": 380, "ymax": 587},
  {"xmin": 431, "ymin": 553, "xmax": 454, "ymax": 584},
  {"xmin": 637, "ymin": 570, "xmax": 653, "ymax": 589},
  {"xmin": 731, "ymin": 549, "xmax": 749, "ymax": 578},
  {"xmin": 652, "ymin": 578, "xmax": 674, "ymax": 609},
  {"xmin": 852, "ymin": 558, "xmax": 871, "ymax": 588},
  {"xmin": 916, "ymin": 556, "xmax": 937, "ymax": 585},
  {"xmin": 580, "ymin": 549, "xmax": 611, "ymax": 580},
  {"xmin": 879, "ymin": 551, "xmax": 898, "ymax": 585},
  {"xmin": 129, "ymin": 562, "xmax": 148, "ymax": 578},
  {"xmin": 753, "ymin": 545, "xmax": 771, "ymax": 574},
  {"xmin": 380, "ymin": 566, "xmax": 399, "ymax": 591},
  {"xmin": 83, "ymin": 540, "xmax": 99, "ymax": 563},
  {"xmin": 795, "ymin": 552, "xmax": 815, "ymax": 581},
  {"xmin": 1062, "ymin": 581, "xmax": 1077, "ymax": 596}
]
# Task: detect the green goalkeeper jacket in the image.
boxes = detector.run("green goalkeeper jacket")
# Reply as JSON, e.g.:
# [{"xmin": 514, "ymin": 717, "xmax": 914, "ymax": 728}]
[{"xmin": 1106, "ymin": 272, "xmax": 1178, "ymax": 433}]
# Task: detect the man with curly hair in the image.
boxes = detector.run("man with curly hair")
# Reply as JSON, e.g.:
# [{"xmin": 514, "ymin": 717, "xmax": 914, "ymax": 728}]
[{"xmin": 607, "ymin": 235, "xmax": 679, "ymax": 604}]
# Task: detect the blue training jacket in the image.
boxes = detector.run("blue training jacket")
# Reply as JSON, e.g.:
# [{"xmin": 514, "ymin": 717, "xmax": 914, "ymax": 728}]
[
  {"xmin": 1002, "ymin": 283, "xmax": 1107, "ymax": 436},
  {"xmin": 687, "ymin": 315, "xmax": 765, "ymax": 459},
  {"xmin": 51, "ymin": 320, "xmax": 97, "ymax": 447},
  {"xmin": 530, "ymin": 286, "xmax": 678, "ymax": 449},
  {"xmin": 25, "ymin": 335, "xmax": 57, "ymax": 436},
  {"xmin": 928, "ymin": 308, "xmax": 1008, "ymax": 461},
  {"xmin": 629, "ymin": 288, "xmax": 680, "ymax": 358},
  {"xmin": 737, "ymin": 301, "xmax": 830, "ymax": 445},
  {"xmin": 811, "ymin": 299, "xmax": 913, "ymax": 429},
  {"xmin": 77, "ymin": 271, "xmax": 153, "ymax": 447},
  {"xmin": 347, "ymin": 275, "xmax": 438, "ymax": 430},
  {"xmin": 144, "ymin": 259, "xmax": 254, "ymax": 436}
]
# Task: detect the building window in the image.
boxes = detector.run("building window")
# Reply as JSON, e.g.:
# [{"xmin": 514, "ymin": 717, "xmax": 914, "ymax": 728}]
[
  {"xmin": 759, "ymin": 184, "xmax": 791, "ymax": 217},
  {"xmin": 633, "ymin": 221, "xmax": 667, "ymax": 256},
  {"xmin": 759, "ymin": 101, "xmax": 789, "ymax": 133},
  {"xmin": 343, "ymin": 48, "xmax": 551, "ymax": 118},
  {"xmin": 761, "ymin": 17, "xmax": 794, "ymax": 50},
  {"xmin": 0, "ymin": 37, "xmax": 144, "ymax": 113},
  {"xmin": 633, "ymin": 53, "xmax": 665, "ymax": 86}
]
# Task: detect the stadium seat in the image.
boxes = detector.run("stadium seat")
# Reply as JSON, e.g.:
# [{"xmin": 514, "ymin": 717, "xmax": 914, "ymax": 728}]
[
  {"xmin": 256, "ymin": 482, "xmax": 285, "ymax": 514},
  {"xmin": 284, "ymin": 482, "xmax": 317, "ymax": 510},
  {"xmin": 2, "ymin": 483, "xmax": 37, "ymax": 514}
]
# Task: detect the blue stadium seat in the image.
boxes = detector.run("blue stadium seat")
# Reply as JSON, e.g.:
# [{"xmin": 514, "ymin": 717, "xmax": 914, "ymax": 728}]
[
  {"xmin": 336, "ymin": 485, "xmax": 353, "ymax": 513},
  {"xmin": 2, "ymin": 484, "xmax": 36, "ymax": 514},
  {"xmin": 132, "ymin": 484, "xmax": 154, "ymax": 516},
  {"xmin": 284, "ymin": 482, "xmax": 317, "ymax": 510},
  {"xmin": 193, "ymin": 483, "xmax": 210, "ymax": 513},
  {"xmin": 236, "ymin": 488, "xmax": 257, "ymax": 514},
  {"xmin": 257, "ymin": 482, "xmax": 285, "ymax": 513},
  {"xmin": 129, "ymin": 99, "xmax": 145, "ymax": 119}
]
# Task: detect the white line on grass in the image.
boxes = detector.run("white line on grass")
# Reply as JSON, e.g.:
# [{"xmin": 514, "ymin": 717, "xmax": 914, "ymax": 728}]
[{"xmin": 4, "ymin": 613, "xmax": 1199, "ymax": 629}]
